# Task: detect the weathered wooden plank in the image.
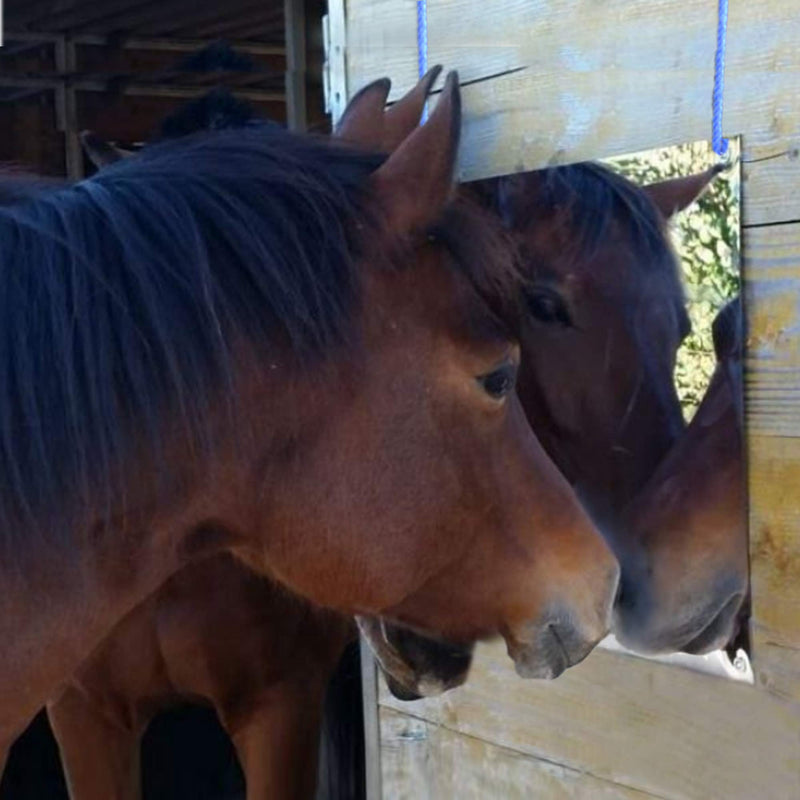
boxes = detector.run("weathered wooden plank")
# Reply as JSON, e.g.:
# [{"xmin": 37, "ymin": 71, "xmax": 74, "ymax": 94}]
[
  {"xmin": 378, "ymin": 642, "xmax": 800, "ymax": 800},
  {"xmin": 380, "ymin": 707, "xmax": 661, "ymax": 800},
  {"xmin": 742, "ymin": 152, "xmax": 800, "ymax": 227},
  {"xmin": 748, "ymin": 435, "xmax": 800, "ymax": 637},
  {"xmin": 54, "ymin": 37, "xmax": 83, "ymax": 180},
  {"xmin": 5, "ymin": 31, "xmax": 286, "ymax": 55},
  {"xmin": 743, "ymin": 222, "xmax": 800, "ymax": 437},
  {"xmin": 324, "ymin": 0, "xmax": 348, "ymax": 122},
  {"xmin": 341, "ymin": 0, "xmax": 800, "ymax": 226},
  {"xmin": 740, "ymin": 222, "xmax": 800, "ymax": 702},
  {"xmin": 361, "ymin": 639, "xmax": 383, "ymax": 800},
  {"xmin": 748, "ymin": 434, "xmax": 800, "ymax": 704},
  {"xmin": 285, "ymin": 0, "xmax": 308, "ymax": 131}
]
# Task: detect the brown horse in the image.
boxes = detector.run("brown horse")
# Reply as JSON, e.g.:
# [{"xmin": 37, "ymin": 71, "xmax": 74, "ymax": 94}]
[
  {"xmin": 33, "ymin": 84, "xmax": 726, "ymax": 798},
  {"xmin": 34, "ymin": 76, "xmax": 650, "ymax": 799},
  {"xmin": 40, "ymin": 74, "xmax": 616, "ymax": 800},
  {"xmin": 614, "ymin": 297, "xmax": 746, "ymax": 654},
  {"xmin": 40, "ymin": 90, "xmax": 373, "ymax": 800},
  {"xmin": 365, "ymin": 161, "xmax": 727, "ymax": 696},
  {"xmin": 3, "ymin": 94, "xmax": 359, "ymax": 800},
  {"xmin": 4, "ymin": 80, "xmax": 439, "ymax": 800},
  {"xmin": 0, "ymin": 70, "xmax": 618, "ymax": 766},
  {"xmin": 472, "ymin": 164, "xmax": 726, "ymax": 531},
  {"xmin": 48, "ymin": 555, "xmax": 352, "ymax": 800}
]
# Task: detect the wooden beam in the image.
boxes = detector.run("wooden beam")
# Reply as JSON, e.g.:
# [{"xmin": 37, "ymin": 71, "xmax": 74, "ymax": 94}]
[
  {"xmin": 127, "ymin": 0, "xmax": 268, "ymax": 38},
  {"xmin": 380, "ymin": 707, "xmax": 660, "ymax": 799},
  {"xmin": 187, "ymin": 9, "xmax": 283, "ymax": 40},
  {"xmin": 742, "ymin": 221, "xmax": 800, "ymax": 437},
  {"xmin": 0, "ymin": 40, "xmax": 48, "ymax": 57},
  {"xmin": 284, "ymin": 0, "xmax": 308, "ymax": 130},
  {"xmin": 34, "ymin": 0, "xmax": 144, "ymax": 32},
  {"xmin": 5, "ymin": 0, "xmax": 83, "ymax": 29},
  {"xmin": 54, "ymin": 37, "xmax": 83, "ymax": 180},
  {"xmin": 359, "ymin": 637, "xmax": 382, "ymax": 800},
  {"xmin": 0, "ymin": 76, "xmax": 285, "ymax": 103},
  {"xmin": 742, "ymin": 151, "xmax": 800, "ymax": 228},
  {"xmin": 378, "ymin": 641, "xmax": 800, "ymax": 800},
  {"xmin": 340, "ymin": 0, "xmax": 800, "ymax": 227},
  {"xmin": 0, "ymin": 89, "xmax": 47, "ymax": 102},
  {"xmin": 323, "ymin": 0, "xmax": 347, "ymax": 122},
  {"xmin": 5, "ymin": 31, "xmax": 286, "ymax": 56},
  {"xmin": 743, "ymin": 220, "xmax": 800, "ymax": 704}
]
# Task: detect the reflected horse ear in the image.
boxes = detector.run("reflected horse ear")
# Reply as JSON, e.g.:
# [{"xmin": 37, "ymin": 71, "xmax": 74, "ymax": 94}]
[
  {"xmin": 80, "ymin": 131, "xmax": 134, "ymax": 168},
  {"xmin": 371, "ymin": 70, "xmax": 461, "ymax": 235},
  {"xmin": 334, "ymin": 66, "xmax": 442, "ymax": 151},
  {"xmin": 643, "ymin": 164, "xmax": 725, "ymax": 218}
]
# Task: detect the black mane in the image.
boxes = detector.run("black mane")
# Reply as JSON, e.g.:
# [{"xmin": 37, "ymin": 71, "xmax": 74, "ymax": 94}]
[
  {"xmin": 0, "ymin": 122, "xmax": 521, "ymax": 539},
  {"xmin": 0, "ymin": 127, "xmax": 384, "ymax": 533},
  {"xmin": 479, "ymin": 161, "xmax": 677, "ymax": 276}
]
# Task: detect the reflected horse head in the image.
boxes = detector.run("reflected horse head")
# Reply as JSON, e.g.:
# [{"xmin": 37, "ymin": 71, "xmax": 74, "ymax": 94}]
[
  {"xmin": 477, "ymin": 163, "xmax": 724, "ymax": 534},
  {"xmin": 614, "ymin": 297, "xmax": 746, "ymax": 654}
]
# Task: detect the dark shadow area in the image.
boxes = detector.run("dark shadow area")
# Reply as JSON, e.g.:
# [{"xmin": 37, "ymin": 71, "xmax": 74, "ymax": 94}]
[{"xmin": 0, "ymin": 643, "xmax": 364, "ymax": 799}]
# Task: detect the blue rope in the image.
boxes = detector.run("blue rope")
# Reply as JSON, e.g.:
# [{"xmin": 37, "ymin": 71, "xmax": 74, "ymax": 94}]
[
  {"xmin": 712, "ymin": 0, "xmax": 729, "ymax": 156},
  {"xmin": 417, "ymin": 0, "xmax": 429, "ymax": 121},
  {"xmin": 417, "ymin": 0, "xmax": 429, "ymax": 79},
  {"xmin": 415, "ymin": 1, "xmax": 729, "ymax": 150}
]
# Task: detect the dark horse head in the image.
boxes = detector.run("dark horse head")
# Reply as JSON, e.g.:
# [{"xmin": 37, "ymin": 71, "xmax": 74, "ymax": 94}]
[{"xmin": 614, "ymin": 297, "xmax": 746, "ymax": 655}]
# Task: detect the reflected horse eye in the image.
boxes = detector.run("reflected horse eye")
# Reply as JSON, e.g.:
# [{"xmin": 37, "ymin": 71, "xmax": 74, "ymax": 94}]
[
  {"xmin": 526, "ymin": 287, "xmax": 572, "ymax": 327},
  {"xmin": 478, "ymin": 362, "xmax": 517, "ymax": 400}
]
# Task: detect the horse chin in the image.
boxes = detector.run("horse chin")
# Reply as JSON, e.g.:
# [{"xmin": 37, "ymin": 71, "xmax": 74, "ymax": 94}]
[
  {"xmin": 679, "ymin": 593, "xmax": 744, "ymax": 655},
  {"xmin": 613, "ymin": 590, "xmax": 745, "ymax": 656},
  {"xmin": 384, "ymin": 674, "xmax": 424, "ymax": 701},
  {"xmin": 504, "ymin": 616, "xmax": 602, "ymax": 680},
  {"xmin": 356, "ymin": 615, "xmax": 473, "ymax": 699},
  {"xmin": 382, "ymin": 672, "xmax": 458, "ymax": 700}
]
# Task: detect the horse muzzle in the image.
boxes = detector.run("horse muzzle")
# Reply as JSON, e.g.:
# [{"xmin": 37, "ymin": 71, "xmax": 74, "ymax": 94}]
[{"xmin": 356, "ymin": 616, "xmax": 474, "ymax": 699}]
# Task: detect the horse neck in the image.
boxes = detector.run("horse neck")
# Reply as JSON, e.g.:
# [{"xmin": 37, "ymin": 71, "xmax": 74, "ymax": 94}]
[
  {"xmin": 0, "ymin": 350, "xmax": 311, "ymax": 743},
  {"xmin": 0, "ymin": 525, "xmax": 180, "ymax": 745}
]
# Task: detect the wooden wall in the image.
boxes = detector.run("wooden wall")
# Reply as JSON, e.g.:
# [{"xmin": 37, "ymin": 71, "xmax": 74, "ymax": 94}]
[
  {"xmin": 0, "ymin": 35, "xmax": 291, "ymax": 178},
  {"xmin": 331, "ymin": 1, "xmax": 800, "ymax": 797}
]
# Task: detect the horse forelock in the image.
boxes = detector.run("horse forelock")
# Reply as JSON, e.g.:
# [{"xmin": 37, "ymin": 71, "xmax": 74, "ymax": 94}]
[{"xmin": 426, "ymin": 194, "xmax": 524, "ymax": 339}]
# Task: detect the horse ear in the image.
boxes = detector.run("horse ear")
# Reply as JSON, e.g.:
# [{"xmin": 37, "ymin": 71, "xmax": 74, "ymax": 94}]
[
  {"xmin": 80, "ymin": 131, "xmax": 132, "ymax": 168},
  {"xmin": 371, "ymin": 71, "xmax": 461, "ymax": 236},
  {"xmin": 382, "ymin": 65, "xmax": 443, "ymax": 151},
  {"xmin": 334, "ymin": 78, "xmax": 391, "ymax": 149},
  {"xmin": 643, "ymin": 164, "xmax": 725, "ymax": 219}
]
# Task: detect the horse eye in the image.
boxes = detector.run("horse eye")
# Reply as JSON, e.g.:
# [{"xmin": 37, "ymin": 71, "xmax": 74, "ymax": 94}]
[
  {"xmin": 526, "ymin": 288, "xmax": 572, "ymax": 327},
  {"xmin": 478, "ymin": 362, "xmax": 517, "ymax": 401}
]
